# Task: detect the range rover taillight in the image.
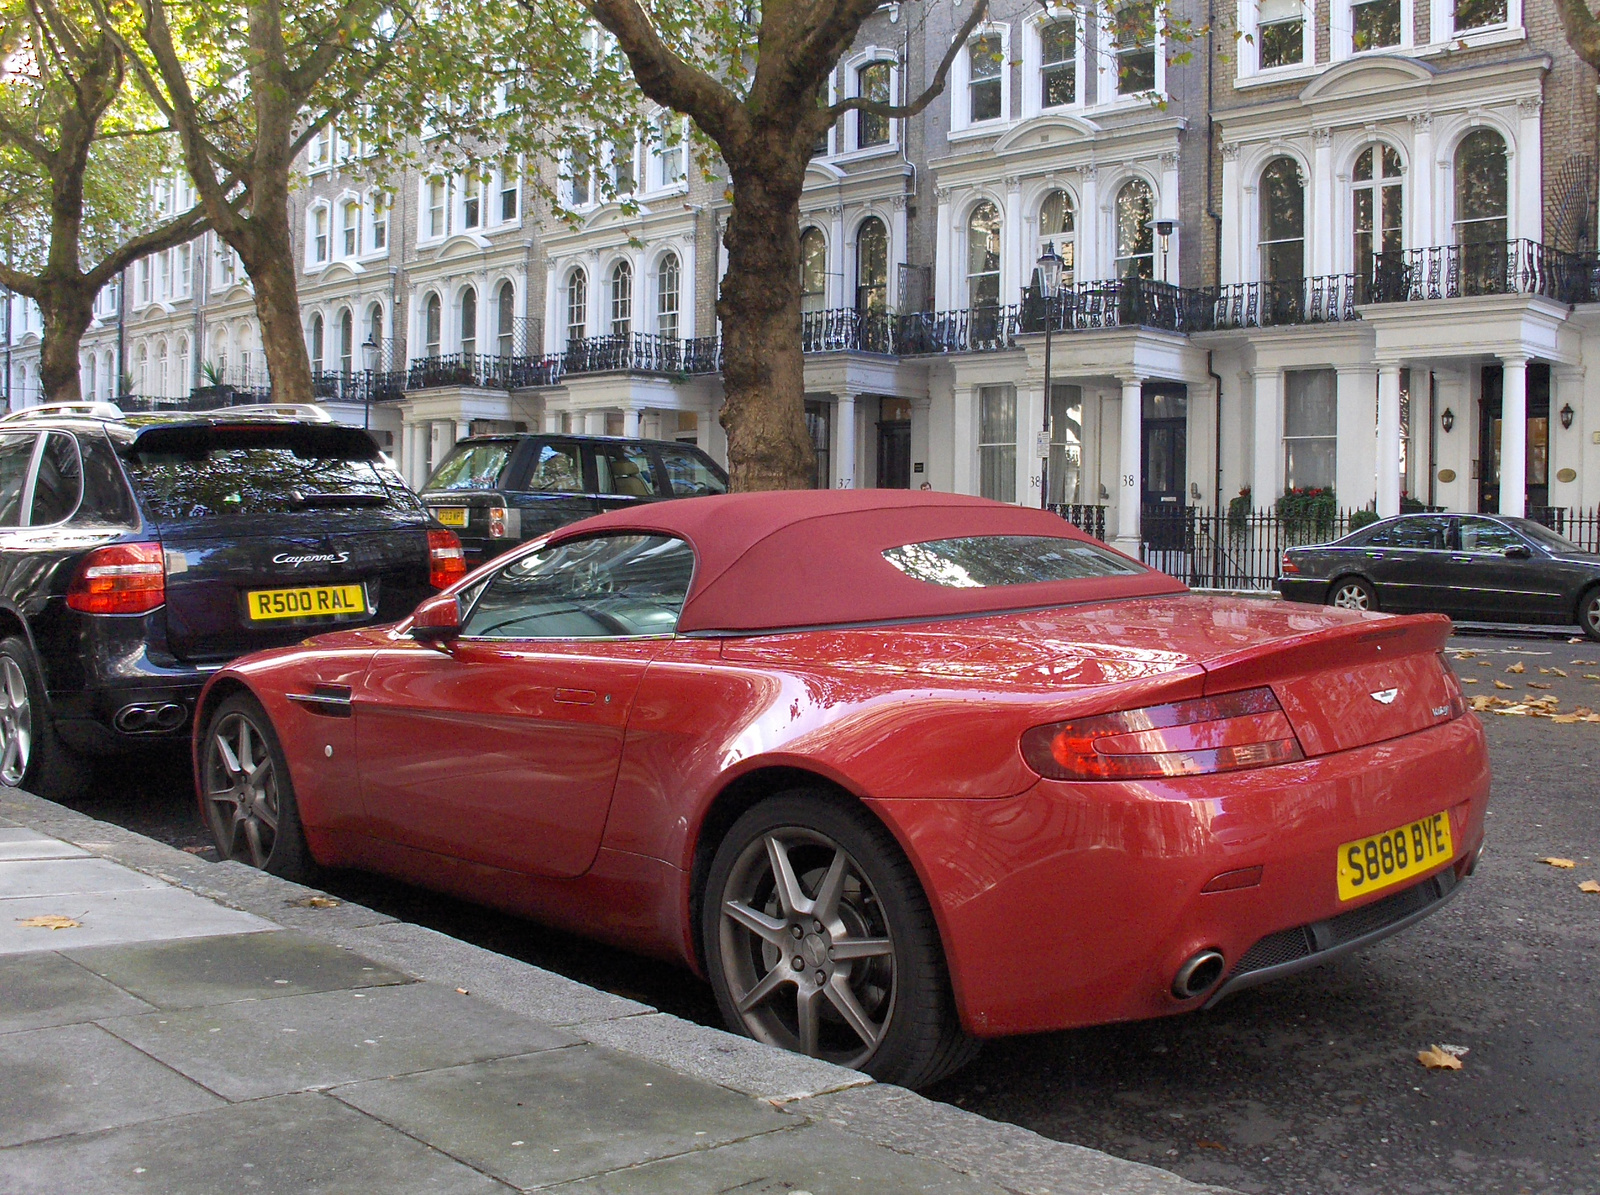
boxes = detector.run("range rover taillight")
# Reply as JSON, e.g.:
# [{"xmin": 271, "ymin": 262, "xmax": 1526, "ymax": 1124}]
[
  {"xmin": 1021, "ymin": 687, "xmax": 1305, "ymax": 780},
  {"xmin": 66, "ymin": 542, "xmax": 166, "ymax": 615},
  {"xmin": 488, "ymin": 505, "xmax": 509, "ymax": 538},
  {"xmin": 427, "ymin": 529, "xmax": 467, "ymax": 589}
]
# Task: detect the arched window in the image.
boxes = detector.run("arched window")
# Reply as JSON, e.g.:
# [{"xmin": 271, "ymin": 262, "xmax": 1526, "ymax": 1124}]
[
  {"xmin": 310, "ymin": 314, "xmax": 325, "ymax": 374},
  {"xmin": 424, "ymin": 294, "xmax": 441, "ymax": 357},
  {"xmin": 339, "ymin": 309, "xmax": 354, "ymax": 374},
  {"xmin": 1258, "ymin": 158, "xmax": 1305, "ymax": 282},
  {"xmin": 1037, "ymin": 190, "xmax": 1076, "ymax": 288},
  {"xmin": 1455, "ymin": 128, "xmax": 1508, "ymax": 294},
  {"xmin": 460, "ymin": 287, "xmax": 477, "ymax": 357},
  {"xmin": 566, "ymin": 269, "xmax": 587, "ymax": 344},
  {"xmin": 967, "ymin": 201, "xmax": 1002, "ymax": 306},
  {"xmin": 157, "ymin": 340, "xmax": 169, "ymax": 396},
  {"xmin": 1114, "ymin": 180, "xmax": 1154, "ymax": 279},
  {"xmin": 1354, "ymin": 143, "xmax": 1403, "ymax": 288},
  {"xmin": 856, "ymin": 217, "xmax": 888, "ymax": 314},
  {"xmin": 799, "ymin": 228, "xmax": 827, "ymax": 313},
  {"xmin": 342, "ymin": 199, "xmax": 361, "ymax": 256},
  {"xmin": 657, "ymin": 254, "xmax": 681, "ymax": 339},
  {"xmin": 857, "ymin": 61, "xmax": 892, "ymax": 148},
  {"xmin": 311, "ymin": 207, "xmax": 329, "ymax": 263},
  {"xmin": 176, "ymin": 336, "xmax": 190, "ymax": 394},
  {"xmin": 610, "ymin": 261, "xmax": 632, "ymax": 336},
  {"xmin": 497, "ymin": 282, "xmax": 516, "ymax": 357}
]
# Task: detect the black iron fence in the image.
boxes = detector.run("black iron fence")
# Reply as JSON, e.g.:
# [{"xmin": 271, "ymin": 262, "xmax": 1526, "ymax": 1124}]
[
  {"xmin": 1139, "ymin": 505, "xmax": 1368, "ymax": 591},
  {"xmin": 1049, "ymin": 503, "xmax": 1107, "ymax": 541},
  {"xmin": 1200, "ymin": 274, "xmax": 1364, "ymax": 329},
  {"xmin": 1369, "ymin": 239, "xmax": 1596, "ymax": 305},
  {"xmin": 1532, "ymin": 505, "xmax": 1600, "ymax": 552}
]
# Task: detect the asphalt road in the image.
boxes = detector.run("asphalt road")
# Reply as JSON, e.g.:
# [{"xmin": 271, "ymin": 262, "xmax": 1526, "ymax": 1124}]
[{"xmin": 59, "ymin": 631, "xmax": 1600, "ymax": 1195}]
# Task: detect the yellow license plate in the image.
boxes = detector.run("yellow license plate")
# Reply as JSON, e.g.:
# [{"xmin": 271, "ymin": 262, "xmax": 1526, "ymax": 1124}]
[
  {"xmin": 433, "ymin": 507, "xmax": 468, "ymax": 527},
  {"xmin": 1336, "ymin": 812, "xmax": 1454, "ymax": 901},
  {"xmin": 246, "ymin": 584, "xmax": 367, "ymax": 621}
]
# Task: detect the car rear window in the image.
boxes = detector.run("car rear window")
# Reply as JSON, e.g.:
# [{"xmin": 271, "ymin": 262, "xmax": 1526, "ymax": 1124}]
[
  {"xmin": 121, "ymin": 424, "xmax": 404, "ymax": 520},
  {"xmin": 659, "ymin": 446, "xmax": 727, "ymax": 497},
  {"xmin": 883, "ymin": 535, "xmax": 1145, "ymax": 587},
  {"xmin": 427, "ymin": 441, "xmax": 515, "ymax": 492}
]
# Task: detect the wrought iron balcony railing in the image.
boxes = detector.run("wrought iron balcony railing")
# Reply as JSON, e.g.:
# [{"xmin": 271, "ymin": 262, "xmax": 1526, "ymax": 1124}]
[
  {"xmin": 1199, "ymin": 274, "xmax": 1364, "ymax": 330},
  {"xmin": 1368, "ymin": 239, "xmax": 1596, "ymax": 305}
]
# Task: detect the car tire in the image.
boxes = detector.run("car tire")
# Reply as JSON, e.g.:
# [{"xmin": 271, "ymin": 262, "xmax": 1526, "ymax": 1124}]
[
  {"xmin": 199, "ymin": 692, "xmax": 315, "ymax": 882},
  {"xmin": 1579, "ymin": 587, "xmax": 1600, "ymax": 643},
  {"xmin": 1326, "ymin": 577, "xmax": 1377, "ymax": 612},
  {"xmin": 0, "ymin": 635, "xmax": 92, "ymax": 802},
  {"xmin": 702, "ymin": 789, "xmax": 979, "ymax": 1090}
]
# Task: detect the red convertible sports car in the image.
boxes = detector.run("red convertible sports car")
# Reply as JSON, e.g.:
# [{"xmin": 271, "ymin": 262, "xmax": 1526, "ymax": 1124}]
[{"xmin": 195, "ymin": 490, "xmax": 1489, "ymax": 1088}]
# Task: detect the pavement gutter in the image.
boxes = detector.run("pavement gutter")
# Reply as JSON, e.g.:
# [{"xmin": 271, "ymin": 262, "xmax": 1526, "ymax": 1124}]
[{"xmin": 0, "ymin": 787, "xmax": 1236, "ymax": 1195}]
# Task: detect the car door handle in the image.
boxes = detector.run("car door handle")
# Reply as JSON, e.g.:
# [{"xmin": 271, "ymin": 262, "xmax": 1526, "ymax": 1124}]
[{"xmin": 554, "ymin": 688, "xmax": 598, "ymax": 706}]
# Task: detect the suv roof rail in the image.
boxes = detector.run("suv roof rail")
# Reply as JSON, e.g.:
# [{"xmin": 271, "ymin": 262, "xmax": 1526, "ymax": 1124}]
[
  {"xmin": 208, "ymin": 403, "xmax": 334, "ymax": 423},
  {"xmin": 0, "ymin": 401, "xmax": 125, "ymax": 423}
]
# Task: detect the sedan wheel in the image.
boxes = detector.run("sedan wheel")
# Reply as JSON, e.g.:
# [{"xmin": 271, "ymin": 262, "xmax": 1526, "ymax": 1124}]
[
  {"xmin": 704, "ymin": 792, "xmax": 977, "ymax": 1089},
  {"xmin": 201, "ymin": 694, "xmax": 312, "ymax": 880},
  {"xmin": 1581, "ymin": 590, "xmax": 1600, "ymax": 643},
  {"xmin": 1328, "ymin": 578, "xmax": 1377, "ymax": 612},
  {"xmin": 0, "ymin": 656, "xmax": 32, "ymax": 787}
]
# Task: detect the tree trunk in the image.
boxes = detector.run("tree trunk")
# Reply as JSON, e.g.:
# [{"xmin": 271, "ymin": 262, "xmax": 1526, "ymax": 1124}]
[
  {"xmin": 234, "ymin": 187, "xmax": 313, "ymax": 405},
  {"xmin": 37, "ymin": 290, "xmax": 95, "ymax": 405},
  {"xmin": 717, "ymin": 163, "xmax": 816, "ymax": 492}
]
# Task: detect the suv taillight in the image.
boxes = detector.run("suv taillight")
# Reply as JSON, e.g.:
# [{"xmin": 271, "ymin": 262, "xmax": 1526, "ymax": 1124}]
[
  {"xmin": 66, "ymin": 542, "xmax": 166, "ymax": 615},
  {"xmin": 1021, "ymin": 687, "xmax": 1305, "ymax": 780},
  {"xmin": 427, "ymin": 529, "xmax": 466, "ymax": 589},
  {"xmin": 488, "ymin": 505, "xmax": 509, "ymax": 538}
]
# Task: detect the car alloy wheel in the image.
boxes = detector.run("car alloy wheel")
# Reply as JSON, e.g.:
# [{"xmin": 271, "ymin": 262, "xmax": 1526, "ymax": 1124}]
[
  {"xmin": 0, "ymin": 656, "xmax": 32, "ymax": 787},
  {"xmin": 1582, "ymin": 590, "xmax": 1600, "ymax": 643},
  {"xmin": 204, "ymin": 710, "xmax": 283, "ymax": 868},
  {"xmin": 716, "ymin": 825, "xmax": 898, "ymax": 1068},
  {"xmin": 1330, "ymin": 579, "xmax": 1375, "ymax": 611}
]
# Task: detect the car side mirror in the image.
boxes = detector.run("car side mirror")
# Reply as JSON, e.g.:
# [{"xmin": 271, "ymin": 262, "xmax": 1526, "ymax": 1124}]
[
  {"xmin": 1503, "ymin": 544, "xmax": 1532, "ymax": 560},
  {"xmin": 409, "ymin": 593, "xmax": 462, "ymax": 645}
]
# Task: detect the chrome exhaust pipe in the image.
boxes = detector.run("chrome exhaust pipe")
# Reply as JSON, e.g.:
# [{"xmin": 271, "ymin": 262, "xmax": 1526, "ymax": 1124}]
[
  {"xmin": 114, "ymin": 703, "xmax": 188, "ymax": 734},
  {"xmin": 152, "ymin": 703, "xmax": 187, "ymax": 731},
  {"xmin": 1172, "ymin": 949, "xmax": 1226, "ymax": 999}
]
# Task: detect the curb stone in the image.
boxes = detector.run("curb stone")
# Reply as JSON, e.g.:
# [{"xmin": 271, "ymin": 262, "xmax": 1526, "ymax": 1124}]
[{"xmin": 0, "ymin": 788, "xmax": 1239, "ymax": 1195}]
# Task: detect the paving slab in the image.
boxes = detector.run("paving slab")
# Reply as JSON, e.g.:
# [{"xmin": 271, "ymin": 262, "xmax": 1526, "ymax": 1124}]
[
  {"xmin": 0, "ymin": 828, "xmax": 88, "ymax": 861},
  {"xmin": 0, "ymin": 1091, "xmax": 511, "ymax": 1194},
  {"xmin": 333, "ymin": 1044, "xmax": 792, "ymax": 1189},
  {"xmin": 541, "ymin": 1118, "xmax": 1012, "ymax": 1194},
  {"xmin": 64, "ymin": 930, "xmax": 411, "ymax": 1009},
  {"xmin": 0, "ymin": 884, "xmax": 273, "ymax": 955},
  {"xmin": 0, "ymin": 856, "xmax": 164, "ymax": 898},
  {"xmin": 0, "ymin": 951, "xmax": 153, "ymax": 1034},
  {"xmin": 0, "ymin": 1022, "xmax": 223, "ymax": 1147},
  {"xmin": 99, "ymin": 980, "xmax": 581, "ymax": 1101}
]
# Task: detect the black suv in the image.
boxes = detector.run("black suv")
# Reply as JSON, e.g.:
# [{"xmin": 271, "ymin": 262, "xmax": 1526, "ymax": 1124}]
[
  {"xmin": 419, "ymin": 433, "xmax": 727, "ymax": 563},
  {"xmin": 0, "ymin": 404, "xmax": 464, "ymax": 798}
]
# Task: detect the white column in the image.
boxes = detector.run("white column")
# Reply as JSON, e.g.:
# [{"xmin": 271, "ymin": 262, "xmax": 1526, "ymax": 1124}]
[
  {"xmin": 454, "ymin": 420, "xmax": 470, "ymax": 445},
  {"xmin": 682, "ymin": 237, "xmax": 698, "ymax": 339},
  {"xmin": 1018, "ymin": 383, "xmax": 1044, "ymax": 507},
  {"xmin": 1500, "ymin": 356, "xmax": 1528, "ymax": 515},
  {"xmin": 950, "ymin": 386, "xmax": 977, "ymax": 494},
  {"xmin": 1515, "ymin": 101, "xmax": 1543, "ymax": 242},
  {"xmin": 1410, "ymin": 118, "xmax": 1435, "ymax": 249},
  {"xmin": 1003, "ymin": 178, "xmax": 1023, "ymax": 302},
  {"xmin": 1220, "ymin": 151, "xmax": 1241, "ymax": 284},
  {"xmin": 934, "ymin": 192, "xmax": 953, "ymax": 310},
  {"xmin": 1376, "ymin": 362, "xmax": 1403, "ymax": 517},
  {"xmin": 1252, "ymin": 369, "xmax": 1281, "ymax": 503},
  {"xmin": 834, "ymin": 393, "xmax": 857, "ymax": 488},
  {"xmin": 583, "ymin": 409, "xmax": 605, "ymax": 436},
  {"xmin": 544, "ymin": 264, "xmax": 562, "ymax": 354},
  {"xmin": 829, "ymin": 206, "xmax": 847, "ymax": 309},
  {"xmin": 622, "ymin": 408, "xmax": 640, "ymax": 438},
  {"xmin": 1078, "ymin": 170, "xmax": 1100, "ymax": 281},
  {"xmin": 542, "ymin": 408, "xmax": 561, "ymax": 433},
  {"xmin": 1311, "ymin": 132, "xmax": 1335, "ymax": 276},
  {"xmin": 1159, "ymin": 155, "xmax": 1181, "ymax": 280},
  {"xmin": 890, "ymin": 200, "xmax": 909, "ymax": 311},
  {"xmin": 1335, "ymin": 366, "xmax": 1378, "ymax": 511},
  {"xmin": 1113, "ymin": 376, "xmax": 1143, "ymax": 553}
]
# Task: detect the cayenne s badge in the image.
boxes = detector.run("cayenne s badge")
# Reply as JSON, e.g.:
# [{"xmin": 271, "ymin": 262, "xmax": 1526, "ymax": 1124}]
[{"xmin": 1371, "ymin": 688, "xmax": 1399, "ymax": 705}]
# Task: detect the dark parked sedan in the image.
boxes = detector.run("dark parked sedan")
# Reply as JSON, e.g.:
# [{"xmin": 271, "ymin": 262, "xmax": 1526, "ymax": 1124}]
[{"xmin": 1279, "ymin": 512, "xmax": 1600, "ymax": 640}]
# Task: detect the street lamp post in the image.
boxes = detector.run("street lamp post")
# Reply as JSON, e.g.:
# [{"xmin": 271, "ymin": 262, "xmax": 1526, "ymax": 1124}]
[
  {"xmin": 360, "ymin": 335, "xmax": 379, "ymax": 430},
  {"xmin": 1036, "ymin": 242, "xmax": 1065, "ymax": 510}
]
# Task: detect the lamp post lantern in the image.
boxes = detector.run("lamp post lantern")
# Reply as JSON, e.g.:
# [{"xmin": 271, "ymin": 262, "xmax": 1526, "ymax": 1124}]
[
  {"xmin": 1036, "ymin": 242, "xmax": 1066, "ymax": 509},
  {"xmin": 360, "ymin": 335, "xmax": 379, "ymax": 430}
]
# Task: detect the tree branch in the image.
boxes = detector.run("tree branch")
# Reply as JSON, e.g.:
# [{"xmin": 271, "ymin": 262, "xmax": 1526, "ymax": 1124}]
[
  {"xmin": 1550, "ymin": 0, "xmax": 1600, "ymax": 71},
  {"xmin": 85, "ymin": 202, "xmax": 209, "ymax": 288},
  {"xmin": 823, "ymin": 0, "xmax": 989, "ymax": 124}
]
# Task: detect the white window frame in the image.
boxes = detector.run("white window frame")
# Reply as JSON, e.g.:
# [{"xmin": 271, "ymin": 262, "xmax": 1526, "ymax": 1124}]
[
  {"xmin": 1236, "ymin": 0, "xmax": 1315, "ymax": 78},
  {"xmin": 841, "ymin": 53, "xmax": 899, "ymax": 156},
  {"xmin": 497, "ymin": 167, "xmax": 521, "ymax": 224},
  {"xmin": 646, "ymin": 116, "xmax": 689, "ymax": 194},
  {"xmin": 368, "ymin": 192, "xmax": 389, "ymax": 252},
  {"xmin": 1022, "ymin": 8, "xmax": 1086, "ymax": 118},
  {"xmin": 339, "ymin": 197, "xmax": 361, "ymax": 258},
  {"xmin": 1428, "ymin": 0, "xmax": 1521, "ymax": 44},
  {"xmin": 950, "ymin": 25, "xmax": 1012, "ymax": 135},
  {"xmin": 564, "ymin": 145, "xmax": 596, "ymax": 209},
  {"xmin": 460, "ymin": 173, "xmax": 484, "ymax": 231},
  {"xmin": 1332, "ymin": 0, "xmax": 1414, "ymax": 59},
  {"xmin": 175, "ymin": 244, "xmax": 192, "ymax": 298},
  {"xmin": 308, "ymin": 130, "xmax": 331, "ymax": 173},
  {"xmin": 308, "ymin": 203, "xmax": 331, "ymax": 266},
  {"xmin": 655, "ymin": 251, "xmax": 682, "ymax": 339},
  {"xmin": 423, "ymin": 177, "xmax": 449, "ymax": 240},
  {"xmin": 1098, "ymin": 1, "xmax": 1167, "ymax": 104}
]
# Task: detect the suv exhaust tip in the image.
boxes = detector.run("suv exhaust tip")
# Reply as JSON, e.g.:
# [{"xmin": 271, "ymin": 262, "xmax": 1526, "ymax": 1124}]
[
  {"xmin": 114, "ymin": 703, "xmax": 187, "ymax": 734},
  {"xmin": 1172, "ymin": 949, "xmax": 1226, "ymax": 999}
]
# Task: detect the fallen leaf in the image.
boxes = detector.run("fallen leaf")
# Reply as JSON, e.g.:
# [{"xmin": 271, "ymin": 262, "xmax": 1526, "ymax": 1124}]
[
  {"xmin": 1418, "ymin": 1045, "xmax": 1464, "ymax": 1070},
  {"xmin": 1461, "ymin": 677, "xmax": 1479, "ymax": 684},
  {"xmin": 1469, "ymin": 695, "xmax": 1496, "ymax": 711},
  {"xmin": 1541, "ymin": 857, "xmax": 1578, "ymax": 868},
  {"xmin": 1580, "ymin": 881, "xmax": 1600, "ymax": 895},
  {"xmin": 1495, "ymin": 705, "xmax": 1529, "ymax": 715},
  {"xmin": 181, "ymin": 845, "xmax": 210, "ymax": 854},
  {"xmin": 1506, "ymin": 662, "xmax": 1526, "ymax": 674},
  {"xmin": 1570, "ymin": 636, "xmax": 1586, "ymax": 644},
  {"xmin": 1494, "ymin": 680, "xmax": 1514, "ymax": 690},
  {"xmin": 1528, "ymin": 682, "xmax": 1552, "ymax": 690},
  {"xmin": 1539, "ymin": 667, "xmax": 1552, "ymax": 675},
  {"xmin": 289, "ymin": 895, "xmax": 340, "ymax": 909},
  {"xmin": 1195, "ymin": 1140, "xmax": 1226, "ymax": 1150},
  {"xmin": 1476, "ymin": 660, "xmax": 1494, "ymax": 667},
  {"xmin": 1586, "ymin": 675, "xmax": 1600, "ymax": 682},
  {"xmin": 1552, "ymin": 668, "xmax": 1569, "ymax": 677},
  {"xmin": 17, "ymin": 914, "xmax": 80, "ymax": 929},
  {"xmin": 456, "ymin": 987, "xmax": 470, "ymax": 994},
  {"xmin": 1551, "ymin": 715, "xmax": 1582, "ymax": 724},
  {"xmin": 1453, "ymin": 651, "xmax": 1477, "ymax": 659},
  {"xmin": 1576, "ymin": 707, "xmax": 1595, "ymax": 717}
]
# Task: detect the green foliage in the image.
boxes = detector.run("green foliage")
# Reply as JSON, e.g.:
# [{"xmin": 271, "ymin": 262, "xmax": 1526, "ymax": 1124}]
[
  {"xmin": 1227, "ymin": 485, "xmax": 1252, "ymax": 533},
  {"xmin": 1348, "ymin": 508, "xmax": 1381, "ymax": 531},
  {"xmin": 1275, "ymin": 486, "xmax": 1338, "ymax": 541}
]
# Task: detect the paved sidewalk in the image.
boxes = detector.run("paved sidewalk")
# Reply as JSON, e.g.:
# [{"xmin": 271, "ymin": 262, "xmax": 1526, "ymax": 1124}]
[{"xmin": 0, "ymin": 789, "xmax": 1233, "ymax": 1194}]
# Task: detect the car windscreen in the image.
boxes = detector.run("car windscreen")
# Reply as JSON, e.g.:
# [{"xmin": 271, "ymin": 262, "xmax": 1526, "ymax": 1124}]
[
  {"xmin": 121, "ymin": 424, "xmax": 406, "ymax": 520},
  {"xmin": 1511, "ymin": 519, "xmax": 1582, "ymax": 553},
  {"xmin": 882, "ymin": 535, "xmax": 1145, "ymax": 587},
  {"xmin": 426, "ymin": 440, "xmax": 516, "ymax": 492}
]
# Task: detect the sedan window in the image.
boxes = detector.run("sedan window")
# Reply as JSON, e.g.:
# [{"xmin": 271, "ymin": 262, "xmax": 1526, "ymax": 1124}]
[
  {"xmin": 1459, "ymin": 518, "xmax": 1525, "ymax": 553},
  {"xmin": 460, "ymin": 534, "xmax": 694, "ymax": 639},
  {"xmin": 1384, "ymin": 517, "xmax": 1449, "ymax": 550}
]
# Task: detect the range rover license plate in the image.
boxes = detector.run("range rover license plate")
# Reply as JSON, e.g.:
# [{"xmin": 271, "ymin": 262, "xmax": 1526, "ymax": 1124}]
[{"xmin": 433, "ymin": 507, "xmax": 468, "ymax": 527}]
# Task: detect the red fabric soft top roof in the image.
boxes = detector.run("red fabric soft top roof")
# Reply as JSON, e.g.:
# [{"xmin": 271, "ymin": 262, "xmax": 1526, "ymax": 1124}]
[{"xmin": 544, "ymin": 490, "xmax": 1186, "ymax": 634}]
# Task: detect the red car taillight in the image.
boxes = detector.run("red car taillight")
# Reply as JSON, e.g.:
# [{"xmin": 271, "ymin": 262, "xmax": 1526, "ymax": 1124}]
[
  {"xmin": 1438, "ymin": 652, "xmax": 1468, "ymax": 719},
  {"xmin": 1281, "ymin": 554, "xmax": 1300, "ymax": 575},
  {"xmin": 1021, "ymin": 686, "xmax": 1305, "ymax": 780},
  {"xmin": 66, "ymin": 542, "xmax": 166, "ymax": 615},
  {"xmin": 487, "ymin": 505, "xmax": 509, "ymax": 538},
  {"xmin": 427, "ymin": 529, "xmax": 467, "ymax": 589}
]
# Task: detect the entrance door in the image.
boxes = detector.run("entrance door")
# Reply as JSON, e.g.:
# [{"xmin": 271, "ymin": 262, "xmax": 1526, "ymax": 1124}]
[
  {"xmin": 876, "ymin": 397, "xmax": 911, "ymax": 489},
  {"xmin": 1477, "ymin": 364, "xmax": 1550, "ymax": 515},
  {"xmin": 1141, "ymin": 385, "xmax": 1188, "ymax": 550}
]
